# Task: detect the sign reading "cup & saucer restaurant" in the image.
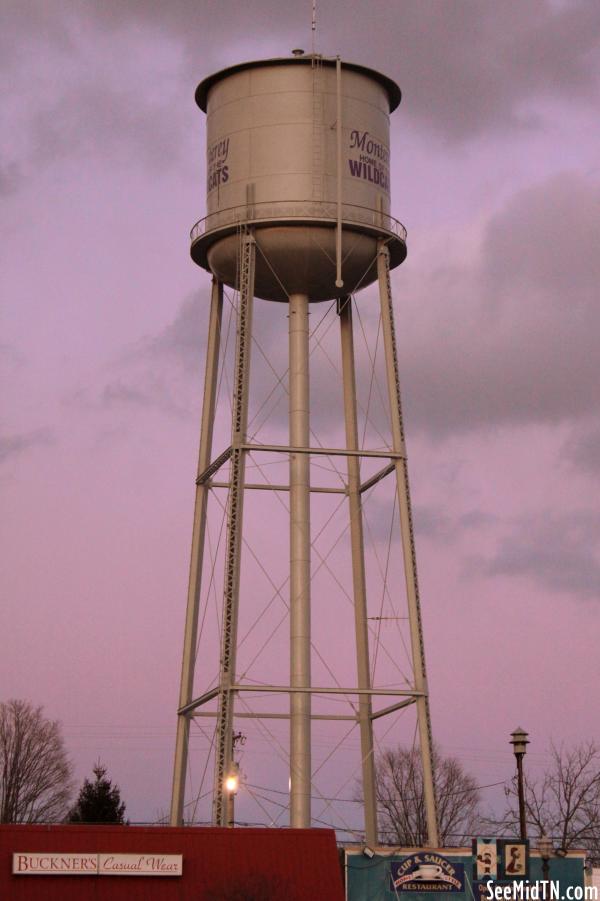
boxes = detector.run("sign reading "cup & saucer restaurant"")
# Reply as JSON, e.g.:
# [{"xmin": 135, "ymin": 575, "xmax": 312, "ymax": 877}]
[{"xmin": 390, "ymin": 853, "xmax": 465, "ymax": 893}]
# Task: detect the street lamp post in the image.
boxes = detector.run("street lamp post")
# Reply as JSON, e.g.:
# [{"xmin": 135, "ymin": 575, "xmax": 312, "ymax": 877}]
[
  {"xmin": 538, "ymin": 834, "xmax": 553, "ymax": 901},
  {"xmin": 510, "ymin": 728, "xmax": 529, "ymax": 841}
]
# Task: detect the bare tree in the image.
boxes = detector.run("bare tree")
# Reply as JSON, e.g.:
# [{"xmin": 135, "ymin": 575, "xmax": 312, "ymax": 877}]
[
  {"xmin": 490, "ymin": 741, "xmax": 600, "ymax": 863},
  {"xmin": 376, "ymin": 743, "xmax": 481, "ymax": 846},
  {"xmin": 0, "ymin": 699, "xmax": 73, "ymax": 823}
]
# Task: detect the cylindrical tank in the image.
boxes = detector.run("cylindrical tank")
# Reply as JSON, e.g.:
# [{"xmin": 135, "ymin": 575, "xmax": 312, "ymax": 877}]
[{"xmin": 191, "ymin": 53, "xmax": 406, "ymax": 302}]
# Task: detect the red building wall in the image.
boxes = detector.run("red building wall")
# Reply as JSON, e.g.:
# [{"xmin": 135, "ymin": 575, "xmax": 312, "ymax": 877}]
[{"xmin": 0, "ymin": 824, "xmax": 345, "ymax": 900}]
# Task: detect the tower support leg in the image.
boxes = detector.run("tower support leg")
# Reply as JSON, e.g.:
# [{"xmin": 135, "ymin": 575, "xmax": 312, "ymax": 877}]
[
  {"xmin": 213, "ymin": 232, "xmax": 256, "ymax": 826},
  {"xmin": 377, "ymin": 242, "xmax": 440, "ymax": 847},
  {"xmin": 171, "ymin": 278, "xmax": 223, "ymax": 826},
  {"xmin": 289, "ymin": 292, "xmax": 312, "ymax": 828},
  {"xmin": 338, "ymin": 295, "xmax": 378, "ymax": 846}
]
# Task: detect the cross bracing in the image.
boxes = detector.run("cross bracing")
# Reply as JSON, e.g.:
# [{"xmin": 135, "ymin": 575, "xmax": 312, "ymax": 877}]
[{"xmin": 171, "ymin": 229, "xmax": 439, "ymax": 846}]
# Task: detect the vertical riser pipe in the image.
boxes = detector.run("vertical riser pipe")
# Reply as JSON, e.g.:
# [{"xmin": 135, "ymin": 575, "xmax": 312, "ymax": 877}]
[{"xmin": 289, "ymin": 293, "xmax": 312, "ymax": 828}]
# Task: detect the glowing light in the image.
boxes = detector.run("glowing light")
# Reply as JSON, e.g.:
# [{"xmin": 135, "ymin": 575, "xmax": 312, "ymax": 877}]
[{"xmin": 224, "ymin": 773, "xmax": 239, "ymax": 793}]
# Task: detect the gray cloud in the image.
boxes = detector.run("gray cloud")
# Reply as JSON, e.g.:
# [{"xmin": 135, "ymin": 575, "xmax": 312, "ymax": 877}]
[
  {"xmin": 0, "ymin": 428, "xmax": 54, "ymax": 464},
  {"xmin": 0, "ymin": 161, "xmax": 23, "ymax": 196},
  {"xmin": 58, "ymin": 164, "xmax": 600, "ymax": 446},
  {"xmin": 360, "ymin": 492, "xmax": 396, "ymax": 546},
  {"xmin": 89, "ymin": 0, "xmax": 600, "ymax": 140},
  {"xmin": 2, "ymin": 0, "xmax": 598, "ymax": 167},
  {"xmin": 79, "ymin": 0, "xmax": 600, "ymax": 139},
  {"xmin": 115, "ymin": 161, "xmax": 600, "ymax": 446},
  {"xmin": 389, "ymin": 0, "xmax": 600, "ymax": 139},
  {"xmin": 0, "ymin": 1, "xmax": 73, "ymax": 64},
  {"xmin": 412, "ymin": 505, "xmax": 453, "ymax": 542},
  {"xmin": 69, "ymin": 371, "xmax": 192, "ymax": 420},
  {"xmin": 562, "ymin": 422, "xmax": 600, "ymax": 474},
  {"xmin": 131, "ymin": 287, "xmax": 380, "ymax": 450},
  {"xmin": 369, "ymin": 504, "xmax": 496, "ymax": 546},
  {"xmin": 62, "ymin": 167, "xmax": 600, "ymax": 451},
  {"xmin": 458, "ymin": 510, "xmax": 497, "ymax": 531},
  {"xmin": 101, "ymin": 381, "xmax": 166, "ymax": 410},
  {"xmin": 29, "ymin": 81, "xmax": 187, "ymax": 172},
  {"xmin": 399, "ymin": 170, "xmax": 600, "ymax": 437},
  {"xmin": 146, "ymin": 292, "xmax": 207, "ymax": 371},
  {"xmin": 470, "ymin": 510, "xmax": 600, "ymax": 600},
  {"xmin": 64, "ymin": 299, "xmax": 210, "ymax": 421},
  {"xmin": 357, "ymin": 494, "xmax": 453, "ymax": 546},
  {"xmin": 0, "ymin": 6, "xmax": 192, "ymax": 185},
  {"xmin": 334, "ymin": 497, "xmax": 493, "ymax": 550},
  {"xmin": 0, "ymin": 343, "xmax": 23, "ymax": 368}
]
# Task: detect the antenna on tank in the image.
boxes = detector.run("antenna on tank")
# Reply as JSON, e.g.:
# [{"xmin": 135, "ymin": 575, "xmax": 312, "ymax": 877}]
[{"xmin": 311, "ymin": 0, "xmax": 317, "ymax": 56}]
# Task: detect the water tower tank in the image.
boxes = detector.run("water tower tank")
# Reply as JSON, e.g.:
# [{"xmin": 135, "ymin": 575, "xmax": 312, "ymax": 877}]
[{"xmin": 191, "ymin": 53, "xmax": 406, "ymax": 301}]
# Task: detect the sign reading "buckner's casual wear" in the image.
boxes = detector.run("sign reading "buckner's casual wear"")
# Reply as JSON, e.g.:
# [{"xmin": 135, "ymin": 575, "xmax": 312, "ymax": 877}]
[{"xmin": 13, "ymin": 853, "xmax": 183, "ymax": 876}]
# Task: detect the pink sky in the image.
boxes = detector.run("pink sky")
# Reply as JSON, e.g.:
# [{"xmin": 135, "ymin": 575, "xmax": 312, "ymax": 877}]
[{"xmin": 1, "ymin": 1, "xmax": 600, "ymax": 832}]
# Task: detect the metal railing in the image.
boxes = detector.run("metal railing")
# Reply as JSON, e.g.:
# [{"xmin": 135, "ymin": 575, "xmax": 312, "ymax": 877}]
[{"xmin": 190, "ymin": 200, "xmax": 407, "ymax": 244}]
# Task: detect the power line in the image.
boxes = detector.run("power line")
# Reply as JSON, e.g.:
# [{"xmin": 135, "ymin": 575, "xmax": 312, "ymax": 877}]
[{"xmin": 244, "ymin": 778, "xmax": 507, "ymax": 806}]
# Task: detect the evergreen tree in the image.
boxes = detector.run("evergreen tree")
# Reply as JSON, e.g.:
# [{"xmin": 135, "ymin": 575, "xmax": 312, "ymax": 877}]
[{"xmin": 68, "ymin": 762, "xmax": 126, "ymax": 824}]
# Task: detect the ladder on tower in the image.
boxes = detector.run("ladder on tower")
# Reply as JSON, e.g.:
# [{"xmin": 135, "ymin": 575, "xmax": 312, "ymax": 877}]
[{"xmin": 311, "ymin": 54, "xmax": 324, "ymax": 204}]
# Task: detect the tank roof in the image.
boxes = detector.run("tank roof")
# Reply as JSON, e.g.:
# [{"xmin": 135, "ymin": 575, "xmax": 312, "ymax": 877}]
[{"xmin": 195, "ymin": 54, "xmax": 401, "ymax": 113}]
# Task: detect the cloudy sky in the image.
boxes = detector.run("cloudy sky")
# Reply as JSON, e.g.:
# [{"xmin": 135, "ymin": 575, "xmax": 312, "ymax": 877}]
[{"xmin": 2, "ymin": 0, "xmax": 600, "ymax": 832}]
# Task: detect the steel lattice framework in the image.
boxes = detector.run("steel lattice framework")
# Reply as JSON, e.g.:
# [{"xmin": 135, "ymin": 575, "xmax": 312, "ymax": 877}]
[{"xmin": 170, "ymin": 231, "xmax": 439, "ymax": 845}]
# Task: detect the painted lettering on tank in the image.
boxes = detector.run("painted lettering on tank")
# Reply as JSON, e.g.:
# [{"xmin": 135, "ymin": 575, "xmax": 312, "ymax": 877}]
[
  {"xmin": 207, "ymin": 136, "xmax": 231, "ymax": 193},
  {"xmin": 347, "ymin": 129, "xmax": 390, "ymax": 193}
]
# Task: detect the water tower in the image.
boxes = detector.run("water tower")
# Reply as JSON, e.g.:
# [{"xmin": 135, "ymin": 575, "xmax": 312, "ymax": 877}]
[{"xmin": 170, "ymin": 52, "xmax": 439, "ymax": 846}]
